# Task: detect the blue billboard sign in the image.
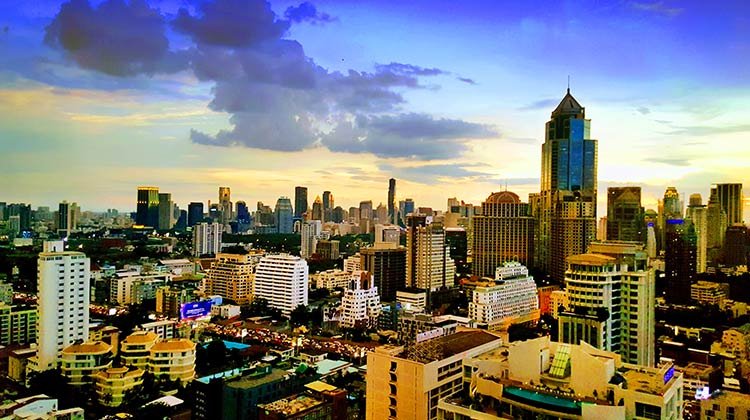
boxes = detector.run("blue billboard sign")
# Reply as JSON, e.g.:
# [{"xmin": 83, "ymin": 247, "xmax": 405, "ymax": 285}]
[{"xmin": 180, "ymin": 300, "xmax": 213, "ymax": 320}]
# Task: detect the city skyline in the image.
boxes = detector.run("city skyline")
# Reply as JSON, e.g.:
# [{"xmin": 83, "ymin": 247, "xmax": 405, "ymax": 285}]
[{"xmin": 1, "ymin": 0, "xmax": 749, "ymax": 215}]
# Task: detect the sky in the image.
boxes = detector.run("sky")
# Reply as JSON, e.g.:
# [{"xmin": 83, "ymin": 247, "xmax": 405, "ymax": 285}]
[{"xmin": 1, "ymin": 0, "xmax": 749, "ymax": 217}]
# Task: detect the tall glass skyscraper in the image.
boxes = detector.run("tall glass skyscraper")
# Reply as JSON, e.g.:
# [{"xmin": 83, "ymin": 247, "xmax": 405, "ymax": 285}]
[
  {"xmin": 532, "ymin": 89, "xmax": 598, "ymax": 282},
  {"xmin": 136, "ymin": 186, "xmax": 159, "ymax": 227},
  {"xmin": 388, "ymin": 178, "xmax": 397, "ymax": 224},
  {"xmin": 294, "ymin": 186, "xmax": 308, "ymax": 218}
]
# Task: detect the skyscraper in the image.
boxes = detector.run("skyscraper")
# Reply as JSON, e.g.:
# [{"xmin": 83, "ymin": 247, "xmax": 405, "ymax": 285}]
[
  {"xmin": 57, "ymin": 200, "xmax": 77, "ymax": 236},
  {"xmin": 322, "ymin": 191, "xmax": 334, "ymax": 222},
  {"xmin": 254, "ymin": 254, "xmax": 308, "ymax": 317},
  {"xmin": 136, "ymin": 186, "xmax": 159, "ymax": 227},
  {"xmin": 388, "ymin": 178, "xmax": 397, "ymax": 224},
  {"xmin": 471, "ymin": 191, "xmax": 534, "ymax": 278},
  {"xmin": 706, "ymin": 189, "xmax": 728, "ymax": 252},
  {"xmin": 533, "ymin": 89, "xmax": 598, "ymax": 282},
  {"xmin": 158, "ymin": 192, "xmax": 174, "ymax": 230},
  {"xmin": 361, "ymin": 243, "xmax": 406, "ymax": 302},
  {"xmin": 294, "ymin": 186, "xmax": 308, "ymax": 219},
  {"xmin": 664, "ymin": 219, "xmax": 697, "ymax": 305},
  {"xmin": 187, "ymin": 202, "xmax": 204, "ymax": 227},
  {"xmin": 685, "ymin": 194, "xmax": 708, "ymax": 273},
  {"xmin": 724, "ymin": 225, "xmax": 749, "ymax": 267},
  {"xmin": 300, "ymin": 220, "xmax": 322, "ymax": 259},
  {"xmin": 219, "ymin": 186, "xmax": 232, "ymax": 224},
  {"xmin": 274, "ymin": 197, "xmax": 293, "ymax": 234},
  {"xmin": 606, "ymin": 187, "xmax": 643, "ymax": 242},
  {"xmin": 311, "ymin": 196, "xmax": 324, "ymax": 221},
  {"xmin": 235, "ymin": 201, "xmax": 250, "ymax": 224},
  {"xmin": 407, "ymin": 222, "xmax": 455, "ymax": 291},
  {"xmin": 33, "ymin": 241, "xmax": 90, "ymax": 371},
  {"xmin": 713, "ymin": 183, "xmax": 743, "ymax": 225},
  {"xmin": 192, "ymin": 222, "xmax": 222, "ymax": 257},
  {"xmin": 399, "ymin": 198, "xmax": 415, "ymax": 224}
]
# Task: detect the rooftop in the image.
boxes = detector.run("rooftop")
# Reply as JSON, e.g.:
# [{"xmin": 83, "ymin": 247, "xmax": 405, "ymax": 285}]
[
  {"xmin": 123, "ymin": 331, "xmax": 158, "ymax": 344},
  {"xmin": 225, "ymin": 367, "xmax": 292, "ymax": 389},
  {"xmin": 259, "ymin": 394, "xmax": 324, "ymax": 416},
  {"xmin": 151, "ymin": 339, "xmax": 195, "ymax": 352},
  {"xmin": 316, "ymin": 359, "xmax": 351, "ymax": 376},
  {"xmin": 551, "ymin": 89, "xmax": 584, "ymax": 118},
  {"xmin": 305, "ymin": 381, "xmax": 337, "ymax": 393},
  {"xmin": 62, "ymin": 341, "xmax": 111, "ymax": 354},
  {"xmin": 567, "ymin": 253, "xmax": 616, "ymax": 266}
]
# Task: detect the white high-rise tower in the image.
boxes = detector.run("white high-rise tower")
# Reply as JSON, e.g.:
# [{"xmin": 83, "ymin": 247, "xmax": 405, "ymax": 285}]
[{"xmin": 254, "ymin": 254, "xmax": 308, "ymax": 317}]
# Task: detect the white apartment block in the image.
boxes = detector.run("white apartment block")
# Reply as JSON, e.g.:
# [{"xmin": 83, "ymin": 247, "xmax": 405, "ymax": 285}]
[
  {"xmin": 469, "ymin": 262, "xmax": 539, "ymax": 329},
  {"xmin": 314, "ymin": 269, "xmax": 351, "ymax": 290},
  {"xmin": 344, "ymin": 253, "xmax": 361, "ymax": 272},
  {"xmin": 158, "ymin": 259, "xmax": 195, "ymax": 276},
  {"xmin": 396, "ymin": 289, "xmax": 427, "ymax": 312},
  {"xmin": 109, "ymin": 271, "xmax": 171, "ymax": 305},
  {"xmin": 300, "ymin": 220, "xmax": 322, "ymax": 259},
  {"xmin": 339, "ymin": 271, "xmax": 381, "ymax": 329},
  {"xmin": 254, "ymin": 254, "xmax": 308, "ymax": 317},
  {"xmin": 192, "ymin": 222, "xmax": 222, "ymax": 257},
  {"xmin": 34, "ymin": 241, "xmax": 91, "ymax": 371},
  {"xmin": 412, "ymin": 224, "xmax": 455, "ymax": 291}
]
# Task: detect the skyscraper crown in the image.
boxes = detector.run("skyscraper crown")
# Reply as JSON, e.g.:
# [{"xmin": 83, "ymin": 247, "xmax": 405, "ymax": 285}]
[{"xmin": 551, "ymin": 88, "xmax": 585, "ymax": 118}]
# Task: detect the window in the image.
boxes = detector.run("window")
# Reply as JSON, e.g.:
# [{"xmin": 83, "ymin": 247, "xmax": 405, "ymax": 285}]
[{"xmin": 635, "ymin": 402, "xmax": 661, "ymax": 420}]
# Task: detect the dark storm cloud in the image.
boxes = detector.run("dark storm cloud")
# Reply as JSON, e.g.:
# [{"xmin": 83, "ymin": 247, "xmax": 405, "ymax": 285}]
[
  {"xmin": 284, "ymin": 2, "xmax": 336, "ymax": 25},
  {"xmin": 44, "ymin": 0, "xmax": 184, "ymax": 76},
  {"xmin": 45, "ymin": 0, "xmax": 489, "ymax": 159}
]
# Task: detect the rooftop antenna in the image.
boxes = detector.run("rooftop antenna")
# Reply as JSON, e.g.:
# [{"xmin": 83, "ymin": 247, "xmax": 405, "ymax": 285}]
[{"xmin": 567, "ymin": 75, "xmax": 570, "ymax": 93}]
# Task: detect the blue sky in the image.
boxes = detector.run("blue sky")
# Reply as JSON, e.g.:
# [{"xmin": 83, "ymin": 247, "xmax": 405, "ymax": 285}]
[{"xmin": 1, "ymin": 0, "xmax": 748, "ymax": 217}]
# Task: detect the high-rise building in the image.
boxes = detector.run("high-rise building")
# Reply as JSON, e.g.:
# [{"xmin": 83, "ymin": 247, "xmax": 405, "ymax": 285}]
[
  {"xmin": 322, "ymin": 191, "xmax": 334, "ymax": 222},
  {"xmin": 219, "ymin": 186, "xmax": 232, "ymax": 224},
  {"xmin": 188, "ymin": 202, "xmax": 204, "ymax": 227},
  {"xmin": 713, "ymin": 183, "xmax": 743, "ymax": 225},
  {"xmin": 375, "ymin": 203, "xmax": 388, "ymax": 224},
  {"xmin": 468, "ymin": 262, "xmax": 539, "ymax": 330},
  {"xmin": 405, "ymin": 214, "xmax": 427, "ymax": 287},
  {"xmin": 33, "ymin": 241, "xmax": 90, "ymax": 371},
  {"xmin": 533, "ymin": 89, "xmax": 598, "ymax": 282},
  {"xmin": 407, "ymin": 222, "xmax": 455, "ymax": 292},
  {"xmin": 315, "ymin": 239, "xmax": 340, "ymax": 260},
  {"xmin": 706, "ymin": 189, "xmax": 728, "ymax": 252},
  {"xmin": 57, "ymin": 200, "xmax": 77, "ymax": 236},
  {"xmin": 235, "ymin": 201, "xmax": 250, "ymax": 224},
  {"xmin": 399, "ymin": 198, "xmax": 415, "ymax": 225},
  {"xmin": 559, "ymin": 241, "xmax": 656, "ymax": 366},
  {"xmin": 300, "ymin": 220, "xmax": 322, "ymax": 259},
  {"xmin": 136, "ymin": 186, "xmax": 159, "ymax": 227},
  {"xmin": 311, "ymin": 196, "xmax": 324, "ymax": 221},
  {"xmin": 664, "ymin": 219, "xmax": 697, "ymax": 305},
  {"xmin": 192, "ymin": 222, "xmax": 222, "ymax": 257},
  {"xmin": 158, "ymin": 192, "xmax": 174, "ymax": 230},
  {"xmin": 331, "ymin": 206, "xmax": 347, "ymax": 223},
  {"xmin": 274, "ymin": 197, "xmax": 293, "ymax": 234},
  {"xmin": 339, "ymin": 271, "xmax": 381, "ymax": 330},
  {"xmin": 388, "ymin": 178, "xmax": 397, "ymax": 224},
  {"xmin": 724, "ymin": 225, "xmax": 749, "ymax": 267},
  {"xmin": 0, "ymin": 303, "xmax": 37, "ymax": 346},
  {"xmin": 359, "ymin": 200, "xmax": 373, "ymax": 221},
  {"xmin": 606, "ymin": 187, "xmax": 643, "ymax": 242},
  {"xmin": 254, "ymin": 254, "xmax": 308, "ymax": 317},
  {"xmin": 685, "ymin": 194, "xmax": 708, "ymax": 273},
  {"xmin": 375, "ymin": 224, "xmax": 400, "ymax": 245},
  {"xmin": 294, "ymin": 186, "xmax": 308, "ymax": 219},
  {"xmin": 348, "ymin": 206, "xmax": 360, "ymax": 223},
  {"xmin": 204, "ymin": 252, "xmax": 262, "ymax": 305},
  {"xmin": 7, "ymin": 203, "xmax": 31, "ymax": 232},
  {"xmin": 361, "ymin": 243, "xmax": 406, "ymax": 302},
  {"xmin": 471, "ymin": 191, "xmax": 534, "ymax": 278}
]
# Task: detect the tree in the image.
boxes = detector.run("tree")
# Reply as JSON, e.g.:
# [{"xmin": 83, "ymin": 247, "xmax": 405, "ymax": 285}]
[
  {"xmin": 290, "ymin": 304, "xmax": 310, "ymax": 327},
  {"xmin": 134, "ymin": 402, "xmax": 172, "ymax": 419}
]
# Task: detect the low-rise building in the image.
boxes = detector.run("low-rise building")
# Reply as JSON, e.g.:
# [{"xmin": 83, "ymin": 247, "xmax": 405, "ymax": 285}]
[
  {"xmin": 314, "ymin": 269, "xmax": 351, "ymax": 290},
  {"xmin": 139, "ymin": 319, "xmax": 179, "ymax": 340},
  {"xmin": 701, "ymin": 390, "xmax": 750, "ymax": 420},
  {"xmin": 259, "ymin": 387, "xmax": 348, "ymax": 420},
  {"xmin": 211, "ymin": 304, "xmax": 241, "ymax": 319},
  {"xmin": 722, "ymin": 323, "xmax": 750, "ymax": 359},
  {"xmin": 396, "ymin": 289, "xmax": 427, "ymax": 312},
  {"xmin": 60, "ymin": 341, "xmax": 113, "ymax": 386},
  {"xmin": 93, "ymin": 366, "xmax": 145, "ymax": 407},
  {"xmin": 0, "ymin": 395, "xmax": 84, "ymax": 419},
  {"xmin": 121, "ymin": 331, "xmax": 158, "ymax": 369},
  {"xmin": 88, "ymin": 325, "xmax": 119, "ymax": 356},
  {"xmin": 8, "ymin": 347, "xmax": 35, "ymax": 383},
  {"xmin": 691, "ymin": 281, "xmax": 727, "ymax": 306},
  {"xmin": 339, "ymin": 271, "xmax": 381, "ymax": 330},
  {"xmin": 158, "ymin": 258, "xmax": 195, "ymax": 276},
  {"xmin": 109, "ymin": 271, "xmax": 171, "ymax": 305},
  {"xmin": 149, "ymin": 338, "xmax": 196, "ymax": 384}
]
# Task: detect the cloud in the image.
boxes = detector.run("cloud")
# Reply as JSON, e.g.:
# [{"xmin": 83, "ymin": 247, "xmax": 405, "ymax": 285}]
[
  {"xmin": 644, "ymin": 157, "xmax": 692, "ymax": 166},
  {"xmin": 44, "ymin": 0, "xmax": 183, "ymax": 76},
  {"xmin": 322, "ymin": 113, "xmax": 499, "ymax": 159},
  {"xmin": 378, "ymin": 163, "xmax": 496, "ymax": 184},
  {"xmin": 636, "ymin": 106, "xmax": 650, "ymax": 115},
  {"xmin": 629, "ymin": 1, "xmax": 683, "ymax": 17},
  {"xmin": 284, "ymin": 2, "xmax": 336, "ymax": 25},
  {"xmin": 457, "ymin": 77, "xmax": 477, "ymax": 85},
  {"xmin": 518, "ymin": 98, "xmax": 559, "ymax": 110},
  {"xmin": 666, "ymin": 124, "xmax": 750, "ymax": 136}
]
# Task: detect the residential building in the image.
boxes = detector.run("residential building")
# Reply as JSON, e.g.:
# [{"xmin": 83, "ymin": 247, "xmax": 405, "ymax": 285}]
[
  {"xmin": 375, "ymin": 224, "xmax": 400, "ymax": 245},
  {"xmin": 344, "ymin": 254, "xmax": 361, "ymax": 272},
  {"xmin": 471, "ymin": 191, "xmax": 534, "ymax": 278},
  {"xmin": 720, "ymin": 323, "xmax": 750, "ymax": 359},
  {"xmin": 300, "ymin": 220, "xmax": 322, "ymax": 259},
  {"xmin": 0, "ymin": 280, "xmax": 12, "ymax": 305},
  {"xmin": 0, "ymin": 303, "xmax": 37, "ymax": 345},
  {"xmin": 0, "ymin": 395, "xmax": 84, "ymax": 419},
  {"xmin": 204, "ymin": 252, "xmax": 261, "ymax": 305},
  {"xmin": 365, "ymin": 330, "xmax": 502, "ymax": 420},
  {"xmin": 532, "ymin": 89, "xmax": 598, "ymax": 282},
  {"xmin": 254, "ymin": 254, "xmax": 308, "ymax": 317},
  {"xmin": 149, "ymin": 339, "xmax": 196, "ymax": 383},
  {"xmin": 155, "ymin": 286, "xmax": 194, "ymax": 318},
  {"xmin": 93, "ymin": 366, "xmax": 145, "ymax": 407},
  {"xmin": 314, "ymin": 269, "xmax": 352, "ymax": 290},
  {"xmin": 316, "ymin": 239, "xmax": 340, "ymax": 260},
  {"xmin": 60, "ymin": 341, "xmax": 113, "ymax": 386},
  {"xmin": 468, "ymin": 262, "xmax": 539, "ymax": 330},
  {"xmin": 139, "ymin": 319, "xmax": 179, "ymax": 340},
  {"xmin": 312, "ymin": 196, "xmax": 324, "ymax": 221},
  {"xmin": 339, "ymin": 271, "xmax": 381, "ymax": 330},
  {"xmin": 120, "ymin": 331, "xmax": 158, "ymax": 370},
  {"xmin": 361, "ymin": 243, "xmax": 406, "ymax": 302},
  {"xmin": 549, "ymin": 289, "xmax": 569, "ymax": 318},
  {"xmin": 33, "ymin": 241, "xmax": 90, "ymax": 372},
  {"xmin": 193, "ymin": 221, "xmax": 223, "ymax": 257},
  {"xmin": 396, "ymin": 289, "xmax": 427, "ymax": 312},
  {"xmin": 109, "ymin": 271, "xmax": 171, "ymax": 305},
  {"xmin": 691, "ymin": 281, "xmax": 726, "ymax": 306},
  {"xmin": 407, "ymin": 220, "xmax": 455, "ymax": 292}
]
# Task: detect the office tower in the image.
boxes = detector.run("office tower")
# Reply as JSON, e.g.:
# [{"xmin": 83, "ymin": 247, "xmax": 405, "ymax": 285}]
[
  {"xmin": 405, "ymin": 214, "xmax": 427, "ymax": 287},
  {"xmin": 253, "ymin": 254, "xmax": 308, "ymax": 317},
  {"xmin": 208, "ymin": 203, "xmax": 221, "ymax": 221},
  {"xmin": 274, "ymin": 197, "xmax": 293, "ymax": 234},
  {"xmin": 315, "ymin": 240, "xmax": 340, "ymax": 260},
  {"xmin": 533, "ymin": 89, "xmax": 597, "ymax": 282},
  {"xmin": 294, "ymin": 186, "xmax": 308, "ymax": 218},
  {"xmin": 468, "ymin": 262, "xmax": 539, "ymax": 329},
  {"xmin": 8, "ymin": 203, "xmax": 31, "ymax": 232},
  {"xmin": 664, "ymin": 219, "xmax": 697, "ymax": 305},
  {"xmin": 219, "ymin": 186, "xmax": 232, "ymax": 224},
  {"xmin": 724, "ymin": 225, "xmax": 749, "ymax": 267},
  {"xmin": 34, "ymin": 241, "xmax": 90, "ymax": 371},
  {"xmin": 685, "ymin": 194, "xmax": 708, "ymax": 273},
  {"xmin": 192, "ymin": 222, "xmax": 222, "ymax": 257},
  {"xmin": 606, "ymin": 186, "xmax": 644, "ymax": 242},
  {"xmin": 706, "ymin": 189, "xmax": 728, "ymax": 251},
  {"xmin": 157, "ymin": 192, "xmax": 174, "ymax": 230},
  {"xmin": 322, "ymin": 191, "xmax": 333, "ymax": 222},
  {"xmin": 311, "ymin": 196, "xmax": 324, "ymax": 221},
  {"xmin": 300, "ymin": 220, "xmax": 322, "ymax": 259},
  {"xmin": 361, "ymin": 244, "xmax": 406, "ymax": 302},
  {"xmin": 375, "ymin": 224, "xmax": 400, "ymax": 245},
  {"xmin": 175, "ymin": 209, "xmax": 187, "ymax": 230},
  {"xmin": 349, "ymin": 206, "xmax": 360, "ymax": 223},
  {"xmin": 235, "ymin": 201, "xmax": 250, "ymax": 223},
  {"xmin": 375, "ymin": 203, "xmax": 388, "ymax": 223},
  {"xmin": 187, "ymin": 202, "xmax": 204, "ymax": 227},
  {"xmin": 471, "ymin": 191, "xmax": 534, "ymax": 278},
  {"xmin": 444, "ymin": 228, "xmax": 469, "ymax": 275},
  {"xmin": 359, "ymin": 200, "xmax": 373, "ymax": 221},
  {"xmin": 338, "ymin": 271, "xmax": 381, "ymax": 329},
  {"xmin": 388, "ymin": 178, "xmax": 397, "ymax": 224},
  {"xmin": 662, "ymin": 187, "xmax": 682, "ymax": 218},
  {"xmin": 57, "ymin": 200, "xmax": 77, "ymax": 235},
  {"xmin": 366, "ymin": 330, "xmax": 502, "ymax": 420},
  {"xmin": 136, "ymin": 187, "xmax": 159, "ymax": 227},
  {"xmin": 255, "ymin": 202, "xmax": 275, "ymax": 226},
  {"xmin": 331, "ymin": 206, "xmax": 346, "ymax": 223},
  {"xmin": 713, "ymin": 183, "xmax": 743, "ymax": 225},
  {"xmin": 399, "ymin": 198, "xmax": 415, "ymax": 224},
  {"xmin": 407, "ymin": 222, "xmax": 455, "ymax": 291},
  {"xmin": 204, "ymin": 253, "xmax": 261, "ymax": 305}
]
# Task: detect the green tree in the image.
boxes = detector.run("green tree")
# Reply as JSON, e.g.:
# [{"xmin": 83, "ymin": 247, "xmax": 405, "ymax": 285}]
[{"xmin": 290, "ymin": 304, "xmax": 310, "ymax": 327}]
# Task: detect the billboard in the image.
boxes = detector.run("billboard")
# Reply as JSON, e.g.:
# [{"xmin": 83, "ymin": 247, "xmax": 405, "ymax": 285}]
[{"xmin": 180, "ymin": 300, "xmax": 213, "ymax": 320}]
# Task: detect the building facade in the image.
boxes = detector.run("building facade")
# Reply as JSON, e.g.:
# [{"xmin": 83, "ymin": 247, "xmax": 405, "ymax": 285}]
[{"xmin": 254, "ymin": 254, "xmax": 308, "ymax": 317}]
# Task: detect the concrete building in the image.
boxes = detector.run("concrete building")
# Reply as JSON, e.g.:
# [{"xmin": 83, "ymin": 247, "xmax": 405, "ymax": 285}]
[
  {"xmin": 300, "ymin": 220, "xmax": 322, "ymax": 259},
  {"xmin": 93, "ymin": 366, "xmax": 145, "ymax": 407},
  {"xmin": 315, "ymin": 239, "xmax": 340, "ymax": 260},
  {"xmin": 254, "ymin": 254, "xmax": 308, "ymax": 317},
  {"xmin": 468, "ymin": 262, "xmax": 539, "ymax": 330},
  {"xmin": 60, "ymin": 341, "xmax": 113, "ymax": 386},
  {"xmin": 219, "ymin": 186, "xmax": 232, "ymax": 224},
  {"xmin": 0, "ymin": 303, "xmax": 37, "ymax": 345},
  {"xmin": 120, "ymin": 331, "xmax": 158, "ymax": 370},
  {"xmin": 685, "ymin": 193, "xmax": 708, "ymax": 273},
  {"xmin": 204, "ymin": 252, "xmax": 261, "ymax": 305},
  {"xmin": 0, "ymin": 395, "xmax": 84, "ymax": 419},
  {"xmin": 664, "ymin": 219, "xmax": 697, "ymax": 305},
  {"xmin": 33, "ymin": 241, "xmax": 90, "ymax": 372},
  {"xmin": 139, "ymin": 319, "xmax": 180, "ymax": 340},
  {"xmin": 471, "ymin": 191, "xmax": 534, "ymax": 278},
  {"xmin": 211, "ymin": 304, "xmax": 241, "ymax": 318},
  {"xmin": 158, "ymin": 192, "xmax": 174, "ymax": 230},
  {"xmin": 361, "ymin": 243, "xmax": 406, "ymax": 302},
  {"xmin": 549, "ymin": 289, "xmax": 569, "ymax": 318},
  {"xmin": 294, "ymin": 186, "xmax": 308, "ymax": 219},
  {"xmin": 436, "ymin": 336, "xmax": 683, "ymax": 420},
  {"xmin": 158, "ymin": 258, "xmax": 195, "ymax": 276},
  {"xmin": 109, "ymin": 271, "xmax": 171, "ymax": 305},
  {"xmin": 344, "ymin": 254, "xmax": 361, "ymax": 272},
  {"xmin": 407, "ymin": 221, "xmax": 455, "ymax": 292},
  {"xmin": 366, "ymin": 330, "xmax": 502, "ymax": 420},
  {"xmin": 720, "ymin": 323, "xmax": 750, "ymax": 359},
  {"xmin": 155, "ymin": 286, "xmax": 195, "ymax": 318},
  {"xmin": 192, "ymin": 222, "xmax": 223, "ymax": 257},
  {"xmin": 701, "ymin": 390, "xmax": 750, "ymax": 420},
  {"xmin": 397, "ymin": 289, "xmax": 427, "ymax": 312},
  {"xmin": 606, "ymin": 187, "xmax": 643, "ymax": 242},
  {"xmin": 314, "ymin": 269, "xmax": 352, "ymax": 290},
  {"xmin": 149, "ymin": 338, "xmax": 196, "ymax": 383},
  {"xmin": 339, "ymin": 271, "xmax": 381, "ymax": 330},
  {"xmin": 713, "ymin": 183, "xmax": 744, "ymax": 225},
  {"xmin": 691, "ymin": 281, "xmax": 726, "ymax": 306},
  {"xmin": 375, "ymin": 224, "xmax": 400, "ymax": 245}
]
